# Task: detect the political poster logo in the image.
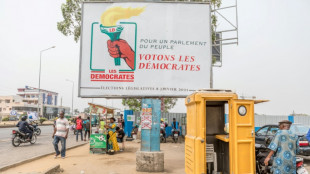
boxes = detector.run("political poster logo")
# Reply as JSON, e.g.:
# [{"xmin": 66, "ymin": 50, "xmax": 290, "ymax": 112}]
[{"xmin": 90, "ymin": 6, "xmax": 143, "ymax": 83}]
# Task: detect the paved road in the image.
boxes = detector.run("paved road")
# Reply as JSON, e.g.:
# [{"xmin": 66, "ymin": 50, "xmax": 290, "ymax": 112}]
[{"xmin": 0, "ymin": 125, "xmax": 86, "ymax": 169}]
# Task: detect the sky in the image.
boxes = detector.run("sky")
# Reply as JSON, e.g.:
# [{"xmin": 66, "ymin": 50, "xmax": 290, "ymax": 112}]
[{"xmin": 0, "ymin": 0, "xmax": 309, "ymax": 115}]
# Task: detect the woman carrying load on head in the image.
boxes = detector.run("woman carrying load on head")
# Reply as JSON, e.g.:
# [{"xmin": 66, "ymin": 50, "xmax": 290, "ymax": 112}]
[{"xmin": 105, "ymin": 117, "xmax": 120, "ymax": 151}]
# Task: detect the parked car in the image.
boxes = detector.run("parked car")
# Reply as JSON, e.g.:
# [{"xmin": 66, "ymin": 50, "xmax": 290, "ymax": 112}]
[{"xmin": 255, "ymin": 123, "xmax": 310, "ymax": 156}]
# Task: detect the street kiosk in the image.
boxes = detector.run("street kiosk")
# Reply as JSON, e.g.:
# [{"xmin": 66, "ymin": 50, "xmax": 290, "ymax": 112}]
[
  {"xmin": 185, "ymin": 89, "xmax": 267, "ymax": 174},
  {"xmin": 88, "ymin": 103, "xmax": 119, "ymax": 154}
]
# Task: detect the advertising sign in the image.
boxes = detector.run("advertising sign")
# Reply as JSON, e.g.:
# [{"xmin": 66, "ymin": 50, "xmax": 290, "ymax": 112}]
[
  {"xmin": 10, "ymin": 110, "xmax": 17, "ymax": 116},
  {"xmin": 141, "ymin": 107, "xmax": 152, "ymax": 129},
  {"xmin": 79, "ymin": 2, "xmax": 211, "ymax": 98},
  {"xmin": 127, "ymin": 115, "xmax": 135, "ymax": 122},
  {"xmin": 90, "ymin": 134, "xmax": 107, "ymax": 149}
]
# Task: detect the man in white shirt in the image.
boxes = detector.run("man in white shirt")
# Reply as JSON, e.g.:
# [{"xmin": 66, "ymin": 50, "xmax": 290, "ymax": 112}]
[{"xmin": 52, "ymin": 111, "xmax": 69, "ymax": 159}]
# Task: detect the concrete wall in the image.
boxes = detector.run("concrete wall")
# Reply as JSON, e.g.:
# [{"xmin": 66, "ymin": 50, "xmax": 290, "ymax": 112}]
[{"xmin": 254, "ymin": 114, "xmax": 310, "ymax": 131}]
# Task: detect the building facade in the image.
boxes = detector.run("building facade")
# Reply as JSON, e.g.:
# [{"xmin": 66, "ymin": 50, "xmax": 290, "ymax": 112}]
[
  {"xmin": 0, "ymin": 86, "xmax": 69, "ymax": 119},
  {"xmin": 17, "ymin": 86, "xmax": 58, "ymax": 107}
]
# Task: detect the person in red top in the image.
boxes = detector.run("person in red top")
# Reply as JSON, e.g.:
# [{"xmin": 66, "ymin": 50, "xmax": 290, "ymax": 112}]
[{"xmin": 76, "ymin": 116, "xmax": 83, "ymax": 142}]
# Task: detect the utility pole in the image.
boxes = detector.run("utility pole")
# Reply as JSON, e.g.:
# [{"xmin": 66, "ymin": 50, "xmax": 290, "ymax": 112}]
[
  {"xmin": 37, "ymin": 46, "xmax": 56, "ymax": 117},
  {"xmin": 66, "ymin": 79, "xmax": 74, "ymax": 117}
]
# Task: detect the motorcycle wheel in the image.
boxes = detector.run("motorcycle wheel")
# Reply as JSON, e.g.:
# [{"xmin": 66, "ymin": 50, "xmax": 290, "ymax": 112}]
[
  {"xmin": 12, "ymin": 136, "xmax": 21, "ymax": 147},
  {"xmin": 174, "ymin": 137, "xmax": 178, "ymax": 143},
  {"xmin": 160, "ymin": 136, "xmax": 165, "ymax": 143},
  {"xmin": 36, "ymin": 128, "xmax": 41, "ymax": 136},
  {"xmin": 30, "ymin": 135, "xmax": 37, "ymax": 144}
]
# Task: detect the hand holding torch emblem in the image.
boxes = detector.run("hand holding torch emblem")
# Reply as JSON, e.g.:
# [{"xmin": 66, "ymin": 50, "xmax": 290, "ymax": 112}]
[{"xmin": 100, "ymin": 6, "xmax": 144, "ymax": 69}]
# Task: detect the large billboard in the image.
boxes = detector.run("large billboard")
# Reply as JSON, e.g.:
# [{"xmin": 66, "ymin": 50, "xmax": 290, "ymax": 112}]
[{"xmin": 79, "ymin": 2, "xmax": 211, "ymax": 98}]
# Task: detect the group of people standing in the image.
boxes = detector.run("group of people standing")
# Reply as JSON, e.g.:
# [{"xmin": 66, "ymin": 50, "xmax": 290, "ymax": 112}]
[
  {"xmin": 75, "ymin": 116, "xmax": 91, "ymax": 142},
  {"xmin": 52, "ymin": 112, "xmax": 126, "ymax": 159},
  {"xmin": 160, "ymin": 118, "xmax": 180, "ymax": 137}
]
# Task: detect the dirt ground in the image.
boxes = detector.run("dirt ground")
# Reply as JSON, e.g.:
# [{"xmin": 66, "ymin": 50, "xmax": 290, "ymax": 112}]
[{"xmin": 3, "ymin": 140, "xmax": 185, "ymax": 174}]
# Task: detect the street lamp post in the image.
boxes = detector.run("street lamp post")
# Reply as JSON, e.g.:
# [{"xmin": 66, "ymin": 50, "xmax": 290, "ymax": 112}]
[
  {"xmin": 66, "ymin": 79, "xmax": 74, "ymax": 117},
  {"xmin": 37, "ymin": 46, "xmax": 56, "ymax": 117}
]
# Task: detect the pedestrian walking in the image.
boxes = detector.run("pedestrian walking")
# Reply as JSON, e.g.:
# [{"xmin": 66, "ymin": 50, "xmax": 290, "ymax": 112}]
[
  {"xmin": 52, "ymin": 111, "xmax": 69, "ymax": 159},
  {"xmin": 116, "ymin": 127, "xmax": 125, "ymax": 151},
  {"xmin": 83, "ymin": 117, "xmax": 91, "ymax": 141},
  {"xmin": 76, "ymin": 116, "xmax": 83, "ymax": 142},
  {"xmin": 264, "ymin": 120, "xmax": 299, "ymax": 173}
]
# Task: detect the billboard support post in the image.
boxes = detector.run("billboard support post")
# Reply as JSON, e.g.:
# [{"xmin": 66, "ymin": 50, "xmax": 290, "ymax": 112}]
[
  {"xmin": 137, "ymin": 98, "xmax": 164, "ymax": 172},
  {"xmin": 79, "ymin": 1, "xmax": 212, "ymax": 172}
]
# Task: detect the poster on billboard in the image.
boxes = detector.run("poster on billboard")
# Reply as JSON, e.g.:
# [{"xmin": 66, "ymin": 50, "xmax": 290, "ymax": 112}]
[{"xmin": 79, "ymin": 2, "xmax": 211, "ymax": 98}]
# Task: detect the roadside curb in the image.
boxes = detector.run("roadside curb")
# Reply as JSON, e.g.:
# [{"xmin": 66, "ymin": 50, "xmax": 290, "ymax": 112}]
[
  {"xmin": 0, "ymin": 142, "xmax": 87, "ymax": 172},
  {"xmin": 0, "ymin": 124, "xmax": 54, "ymax": 128},
  {"xmin": 43, "ymin": 164, "xmax": 60, "ymax": 174}
]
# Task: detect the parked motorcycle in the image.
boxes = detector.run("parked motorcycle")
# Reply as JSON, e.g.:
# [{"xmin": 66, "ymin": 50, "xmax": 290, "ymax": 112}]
[
  {"xmin": 296, "ymin": 157, "xmax": 308, "ymax": 174},
  {"xmin": 255, "ymin": 138, "xmax": 308, "ymax": 174},
  {"xmin": 172, "ymin": 129, "xmax": 179, "ymax": 143},
  {"xmin": 160, "ymin": 129, "xmax": 166, "ymax": 143},
  {"xmin": 11, "ymin": 130, "xmax": 37, "ymax": 147},
  {"xmin": 255, "ymin": 143, "xmax": 272, "ymax": 174}
]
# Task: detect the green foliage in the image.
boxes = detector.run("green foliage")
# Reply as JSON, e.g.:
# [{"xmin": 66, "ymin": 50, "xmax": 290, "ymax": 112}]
[
  {"xmin": 2, "ymin": 117, "xmax": 9, "ymax": 121},
  {"xmin": 162, "ymin": 98, "xmax": 177, "ymax": 113},
  {"xmin": 84, "ymin": 107, "xmax": 90, "ymax": 113},
  {"xmin": 211, "ymin": 0, "xmax": 222, "ymax": 8},
  {"xmin": 122, "ymin": 99, "xmax": 142, "ymax": 112},
  {"xmin": 39, "ymin": 117, "xmax": 47, "ymax": 124},
  {"xmin": 58, "ymin": 0, "xmax": 221, "ymax": 44},
  {"xmin": 57, "ymin": 0, "xmax": 82, "ymax": 42},
  {"xmin": 212, "ymin": 56, "xmax": 217, "ymax": 64},
  {"xmin": 19, "ymin": 114, "xmax": 27, "ymax": 120},
  {"xmin": 211, "ymin": 0, "xmax": 222, "ymax": 65},
  {"xmin": 211, "ymin": 0, "xmax": 222, "ymax": 44},
  {"xmin": 122, "ymin": 98, "xmax": 177, "ymax": 112},
  {"xmin": 211, "ymin": 14, "xmax": 218, "ymax": 43}
]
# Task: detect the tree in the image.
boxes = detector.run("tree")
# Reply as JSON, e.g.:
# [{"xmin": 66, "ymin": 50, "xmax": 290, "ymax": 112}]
[
  {"xmin": 122, "ymin": 99, "xmax": 142, "ymax": 112},
  {"xmin": 161, "ymin": 98, "xmax": 178, "ymax": 113},
  {"xmin": 84, "ymin": 107, "xmax": 90, "ymax": 113},
  {"xmin": 210, "ymin": 0, "xmax": 222, "ymax": 64},
  {"xmin": 122, "ymin": 98, "xmax": 177, "ymax": 112},
  {"xmin": 57, "ymin": 0, "xmax": 82, "ymax": 42},
  {"xmin": 57, "ymin": 0, "xmax": 221, "ymax": 44}
]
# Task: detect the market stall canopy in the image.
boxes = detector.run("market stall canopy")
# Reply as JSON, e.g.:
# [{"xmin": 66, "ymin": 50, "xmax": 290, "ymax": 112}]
[{"xmin": 88, "ymin": 103, "xmax": 119, "ymax": 114}]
